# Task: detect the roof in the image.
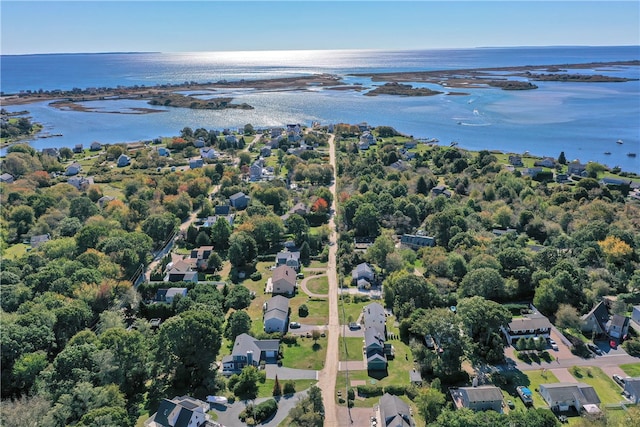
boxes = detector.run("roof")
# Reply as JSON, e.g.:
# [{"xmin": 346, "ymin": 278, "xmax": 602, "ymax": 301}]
[
  {"xmin": 460, "ymin": 386, "xmax": 504, "ymax": 403},
  {"xmin": 264, "ymin": 295, "xmax": 289, "ymax": 322},
  {"xmin": 507, "ymin": 314, "xmax": 552, "ymax": 332},
  {"xmin": 165, "ymin": 288, "xmax": 188, "ymax": 299},
  {"xmin": 581, "ymin": 301, "xmax": 609, "ymax": 329},
  {"xmin": 231, "ymin": 333, "xmax": 279, "ymax": 357},
  {"xmin": 625, "ymin": 378, "xmax": 640, "ymax": 397},
  {"xmin": 214, "ymin": 205, "xmax": 231, "ymax": 215},
  {"xmin": 379, "ymin": 393, "xmax": 412, "ymax": 427},
  {"xmin": 363, "ymin": 302, "xmax": 386, "ymax": 336},
  {"xmin": 272, "ymin": 265, "xmax": 296, "ymax": 286},
  {"xmin": 609, "ymin": 314, "xmax": 629, "ymax": 330},
  {"xmin": 229, "ymin": 191, "xmax": 247, "ymax": 201},
  {"xmin": 364, "ymin": 327, "xmax": 385, "ymax": 349},
  {"xmin": 409, "ymin": 369, "xmax": 422, "ymax": 383},
  {"xmin": 540, "ymin": 383, "xmax": 601, "ymax": 406},
  {"xmin": 352, "ymin": 262, "xmax": 373, "ymax": 279}
]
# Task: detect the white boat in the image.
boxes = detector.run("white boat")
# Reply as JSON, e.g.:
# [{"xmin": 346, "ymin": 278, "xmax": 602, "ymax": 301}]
[
  {"xmin": 207, "ymin": 396, "xmax": 228, "ymax": 405},
  {"xmin": 617, "ymin": 139, "xmax": 624, "ymax": 144}
]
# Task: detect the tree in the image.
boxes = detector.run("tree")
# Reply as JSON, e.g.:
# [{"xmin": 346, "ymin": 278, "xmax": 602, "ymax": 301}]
[
  {"xmin": 232, "ymin": 366, "xmax": 261, "ymax": 399},
  {"xmin": 298, "ymin": 304, "xmax": 309, "ymax": 317},
  {"xmin": 195, "ymin": 230, "xmax": 212, "ymax": 246},
  {"xmin": 224, "ymin": 310, "xmax": 252, "ymax": 341},
  {"xmin": 69, "ymin": 197, "xmax": 100, "ymax": 222},
  {"xmin": 533, "ymin": 278, "xmax": 566, "ymax": 316},
  {"xmin": 384, "ymin": 272, "xmax": 441, "ymax": 320},
  {"xmin": 555, "ymin": 304, "xmax": 581, "ymax": 330},
  {"xmin": 142, "ymin": 213, "xmax": 179, "ymax": 247},
  {"xmin": 155, "ymin": 310, "xmax": 222, "ymax": 390},
  {"xmin": 272, "ymin": 375, "xmax": 282, "ymax": 397},
  {"xmin": 300, "ymin": 241, "xmax": 310, "ymax": 264},
  {"xmin": 458, "ymin": 268, "xmax": 505, "ymax": 301},
  {"xmin": 365, "ymin": 233, "xmax": 395, "ymax": 271},
  {"xmin": 243, "ymin": 123, "xmax": 255, "ymax": 135},
  {"xmin": 211, "ymin": 217, "xmax": 232, "ymax": 250},
  {"xmin": 289, "ymin": 385, "xmax": 324, "ymax": 426},
  {"xmin": 352, "ymin": 203, "xmax": 380, "ymax": 237},
  {"xmin": 207, "ymin": 252, "xmax": 223, "ymax": 272},
  {"xmin": 457, "ymin": 296, "xmax": 511, "ymax": 363},
  {"xmin": 416, "ymin": 387, "xmax": 446, "ymax": 424},
  {"xmin": 228, "ymin": 232, "xmax": 258, "ymax": 268},
  {"xmin": 225, "ymin": 285, "xmax": 253, "ymax": 311},
  {"xmin": 286, "ymin": 214, "xmax": 309, "ymax": 246},
  {"xmin": 558, "ymin": 151, "xmax": 567, "ymax": 165}
]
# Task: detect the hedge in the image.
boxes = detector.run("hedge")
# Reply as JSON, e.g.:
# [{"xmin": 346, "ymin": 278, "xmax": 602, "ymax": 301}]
[{"xmin": 356, "ymin": 385, "xmax": 383, "ymax": 397}]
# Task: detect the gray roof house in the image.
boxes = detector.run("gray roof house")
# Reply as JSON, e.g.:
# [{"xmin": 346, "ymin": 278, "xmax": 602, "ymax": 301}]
[
  {"xmin": 271, "ymin": 265, "xmax": 296, "ymax": 295},
  {"xmin": 501, "ymin": 313, "xmax": 552, "ymax": 345},
  {"xmin": 214, "ymin": 204, "xmax": 231, "ymax": 215},
  {"xmin": 352, "ymin": 262, "xmax": 374, "ymax": 283},
  {"xmin": 400, "ymin": 234, "xmax": 435, "ymax": 249},
  {"xmin": 607, "ymin": 314, "xmax": 630, "ymax": 340},
  {"xmin": 623, "ymin": 378, "xmax": 640, "ymax": 404},
  {"xmin": 539, "ymin": 383, "xmax": 601, "ymax": 413},
  {"xmin": 229, "ymin": 192, "xmax": 250, "ymax": 209},
  {"xmin": 117, "ymin": 154, "xmax": 131, "ymax": 167},
  {"xmin": 633, "ymin": 305, "xmax": 640, "ymax": 324},
  {"xmin": 581, "ymin": 301, "xmax": 610, "ymax": 337},
  {"xmin": 221, "ymin": 333, "xmax": 280, "ymax": 375},
  {"xmin": 30, "ymin": 234, "xmax": 51, "ymax": 248},
  {"xmin": 163, "ymin": 259, "xmax": 198, "ymax": 283},
  {"xmin": 144, "ymin": 395, "xmax": 211, "ymax": 427},
  {"xmin": 452, "ymin": 386, "xmax": 504, "ymax": 412},
  {"xmin": 378, "ymin": 393, "xmax": 414, "ymax": 427},
  {"xmin": 276, "ymin": 251, "xmax": 301, "ymax": 271},
  {"xmin": 263, "ymin": 295, "xmax": 290, "ymax": 333},
  {"xmin": 65, "ymin": 162, "xmax": 82, "ymax": 176},
  {"xmin": 364, "ymin": 302, "xmax": 388, "ymax": 371},
  {"xmin": 0, "ymin": 173, "xmax": 14, "ymax": 183}
]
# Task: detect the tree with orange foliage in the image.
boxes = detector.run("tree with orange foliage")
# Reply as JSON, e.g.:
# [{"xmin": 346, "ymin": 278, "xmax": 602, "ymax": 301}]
[
  {"xmin": 311, "ymin": 197, "xmax": 328, "ymax": 215},
  {"xmin": 598, "ymin": 236, "xmax": 633, "ymax": 264}
]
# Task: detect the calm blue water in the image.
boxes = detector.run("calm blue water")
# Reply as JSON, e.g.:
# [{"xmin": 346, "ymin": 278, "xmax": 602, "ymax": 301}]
[{"xmin": 2, "ymin": 47, "xmax": 639, "ymax": 171}]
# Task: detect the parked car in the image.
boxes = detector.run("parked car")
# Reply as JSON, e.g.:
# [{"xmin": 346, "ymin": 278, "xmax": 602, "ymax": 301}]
[
  {"xmin": 613, "ymin": 374, "xmax": 625, "ymax": 386},
  {"xmin": 587, "ymin": 343, "xmax": 603, "ymax": 356},
  {"xmin": 549, "ymin": 339, "xmax": 559, "ymax": 351},
  {"xmin": 507, "ymin": 400, "xmax": 515, "ymax": 409},
  {"xmin": 348, "ymin": 322, "xmax": 361, "ymax": 330},
  {"xmin": 289, "ymin": 321, "xmax": 301, "ymax": 329}
]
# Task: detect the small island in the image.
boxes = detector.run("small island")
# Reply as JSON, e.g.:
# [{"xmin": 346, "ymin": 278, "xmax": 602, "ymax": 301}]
[
  {"xmin": 148, "ymin": 94, "xmax": 254, "ymax": 110},
  {"xmin": 365, "ymin": 82, "xmax": 444, "ymax": 96}
]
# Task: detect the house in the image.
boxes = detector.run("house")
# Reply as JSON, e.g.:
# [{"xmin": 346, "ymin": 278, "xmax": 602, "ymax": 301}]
[
  {"xmin": 534, "ymin": 157, "xmax": 556, "ymax": 168},
  {"xmin": 157, "ymin": 147, "xmax": 170, "ymax": 157},
  {"xmin": 364, "ymin": 302, "xmax": 388, "ymax": 371},
  {"xmin": 431, "ymin": 185, "xmax": 452, "ymax": 198},
  {"xmin": 501, "ymin": 313, "xmax": 552, "ymax": 345},
  {"xmin": 249, "ymin": 162, "xmax": 262, "ymax": 181},
  {"xmin": 404, "ymin": 140, "xmax": 417, "ymax": 149},
  {"xmin": 190, "ymin": 246, "xmax": 214, "ymax": 270},
  {"xmin": 289, "ymin": 202, "xmax": 308, "ymax": 217},
  {"xmin": 581, "ymin": 301, "xmax": 610, "ymax": 337},
  {"xmin": 117, "ymin": 154, "xmax": 131, "ymax": 167},
  {"xmin": 358, "ymin": 141, "xmax": 370, "ymax": 150},
  {"xmin": 155, "ymin": 287, "xmax": 188, "ymax": 303},
  {"xmin": 229, "ymin": 192, "xmax": 249, "ymax": 209},
  {"xmin": 65, "ymin": 162, "xmax": 82, "ymax": 176},
  {"xmin": 193, "ymin": 139, "xmax": 205, "ymax": 148},
  {"xmin": 400, "ymin": 234, "xmax": 435, "ymax": 249},
  {"xmin": 202, "ymin": 214, "xmax": 234, "ymax": 227},
  {"xmin": 271, "ymin": 265, "xmax": 296, "ymax": 295},
  {"xmin": 0, "ymin": 173, "xmax": 15, "ymax": 183},
  {"xmin": 556, "ymin": 173, "xmax": 569, "ymax": 183},
  {"xmin": 90, "ymin": 141, "xmax": 102, "ymax": 151},
  {"xmin": 30, "ymin": 234, "xmax": 51, "ymax": 248},
  {"xmin": 606, "ymin": 314, "xmax": 630, "ymax": 340},
  {"xmin": 214, "ymin": 205, "xmax": 231, "ymax": 215},
  {"xmin": 377, "ymin": 393, "xmax": 415, "ymax": 427},
  {"xmin": 623, "ymin": 378, "xmax": 640, "ymax": 404},
  {"xmin": 409, "ymin": 369, "xmax": 423, "ymax": 386},
  {"xmin": 352, "ymin": 262, "xmax": 374, "ymax": 286},
  {"xmin": 632, "ymin": 306, "xmax": 640, "ymax": 324},
  {"xmin": 68, "ymin": 175, "xmax": 94, "ymax": 191},
  {"xmin": 73, "ymin": 143, "xmax": 83, "ymax": 153},
  {"xmin": 97, "ymin": 195, "xmax": 115, "ymax": 208},
  {"xmin": 200, "ymin": 147, "xmax": 217, "ymax": 159},
  {"xmin": 600, "ymin": 177, "xmax": 632, "ymax": 187},
  {"xmin": 452, "ymin": 386, "xmax": 504, "ymax": 412},
  {"xmin": 276, "ymin": 251, "xmax": 301, "ymax": 271},
  {"xmin": 224, "ymin": 135, "xmax": 237, "ymax": 145},
  {"xmin": 42, "ymin": 147, "xmax": 59, "ymax": 157},
  {"xmin": 260, "ymin": 146, "xmax": 272, "ymax": 157},
  {"xmin": 221, "ymin": 333, "xmax": 280, "ymax": 375},
  {"xmin": 144, "ymin": 395, "xmax": 211, "ymax": 427},
  {"xmin": 539, "ymin": 383, "xmax": 601, "ymax": 413},
  {"xmin": 189, "ymin": 158, "xmax": 203, "ymax": 169},
  {"xmin": 163, "ymin": 259, "xmax": 198, "ymax": 283},
  {"xmin": 568, "ymin": 160, "xmax": 587, "ymax": 176},
  {"xmin": 509, "ymin": 155, "xmax": 523, "ymax": 167},
  {"xmin": 263, "ymin": 295, "xmax": 290, "ymax": 333}
]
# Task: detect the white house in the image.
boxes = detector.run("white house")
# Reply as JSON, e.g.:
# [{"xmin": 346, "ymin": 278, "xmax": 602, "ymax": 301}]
[
  {"xmin": 501, "ymin": 313, "xmax": 552, "ymax": 345},
  {"xmin": 263, "ymin": 295, "xmax": 289, "ymax": 333},
  {"xmin": 65, "ymin": 162, "xmax": 82, "ymax": 176},
  {"xmin": 200, "ymin": 147, "xmax": 218, "ymax": 159},
  {"xmin": 144, "ymin": 396, "xmax": 210, "ymax": 427},
  {"xmin": 271, "ymin": 265, "xmax": 296, "ymax": 295},
  {"xmin": 539, "ymin": 383, "xmax": 601, "ymax": 413}
]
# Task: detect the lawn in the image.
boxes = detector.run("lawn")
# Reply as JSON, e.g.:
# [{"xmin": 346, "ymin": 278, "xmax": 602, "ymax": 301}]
[
  {"xmin": 339, "ymin": 297, "xmax": 367, "ymax": 325},
  {"xmin": 306, "ymin": 276, "xmax": 328, "ymax": 295},
  {"xmin": 288, "ymin": 297, "xmax": 329, "ymax": 326},
  {"xmin": 281, "ymin": 336, "xmax": 327, "ymax": 370},
  {"xmin": 620, "ymin": 363, "xmax": 640, "ymax": 377},
  {"xmin": 498, "ymin": 369, "xmax": 559, "ymax": 409},
  {"xmin": 339, "ymin": 337, "xmax": 364, "ymax": 362},
  {"xmin": 568, "ymin": 366, "xmax": 624, "ymax": 404},
  {"xmin": 3, "ymin": 243, "xmax": 28, "ymax": 260},
  {"xmin": 307, "ymin": 260, "xmax": 328, "ymax": 269},
  {"xmin": 257, "ymin": 378, "xmax": 317, "ymax": 398}
]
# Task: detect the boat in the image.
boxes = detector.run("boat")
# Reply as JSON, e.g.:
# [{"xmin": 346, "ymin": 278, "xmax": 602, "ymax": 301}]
[
  {"xmin": 617, "ymin": 139, "xmax": 624, "ymax": 144},
  {"xmin": 627, "ymin": 152, "xmax": 637, "ymax": 157},
  {"xmin": 604, "ymin": 151, "xmax": 611, "ymax": 155}
]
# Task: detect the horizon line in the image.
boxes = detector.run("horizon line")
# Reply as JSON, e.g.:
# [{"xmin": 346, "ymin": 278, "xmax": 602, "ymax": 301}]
[{"xmin": 3, "ymin": 44, "xmax": 640, "ymax": 57}]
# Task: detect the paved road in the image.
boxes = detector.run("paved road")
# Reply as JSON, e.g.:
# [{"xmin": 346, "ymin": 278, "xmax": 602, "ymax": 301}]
[
  {"xmin": 299, "ymin": 273, "xmax": 329, "ymax": 298},
  {"xmin": 213, "ymin": 390, "xmax": 309, "ymax": 427},
  {"xmin": 316, "ymin": 133, "xmax": 344, "ymax": 427}
]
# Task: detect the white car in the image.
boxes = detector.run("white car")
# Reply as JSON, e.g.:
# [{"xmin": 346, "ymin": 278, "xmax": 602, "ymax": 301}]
[{"xmin": 549, "ymin": 339, "xmax": 559, "ymax": 351}]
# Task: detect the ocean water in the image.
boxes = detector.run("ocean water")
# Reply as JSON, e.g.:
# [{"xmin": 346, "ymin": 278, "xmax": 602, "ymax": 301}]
[{"xmin": 2, "ymin": 46, "xmax": 639, "ymax": 171}]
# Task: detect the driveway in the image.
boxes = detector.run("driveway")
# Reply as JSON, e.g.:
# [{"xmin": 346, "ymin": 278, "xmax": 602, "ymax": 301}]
[
  {"xmin": 212, "ymin": 390, "xmax": 309, "ymax": 427},
  {"xmin": 265, "ymin": 365, "xmax": 318, "ymax": 380}
]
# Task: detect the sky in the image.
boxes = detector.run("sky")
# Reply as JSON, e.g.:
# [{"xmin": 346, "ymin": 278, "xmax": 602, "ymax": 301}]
[{"xmin": 1, "ymin": 1, "xmax": 639, "ymax": 55}]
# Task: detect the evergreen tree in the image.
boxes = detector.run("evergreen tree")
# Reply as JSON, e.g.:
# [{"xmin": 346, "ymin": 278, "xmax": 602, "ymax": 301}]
[
  {"xmin": 558, "ymin": 151, "xmax": 567, "ymax": 165},
  {"xmin": 272, "ymin": 375, "xmax": 282, "ymax": 397},
  {"xmin": 416, "ymin": 175, "xmax": 429, "ymax": 195}
]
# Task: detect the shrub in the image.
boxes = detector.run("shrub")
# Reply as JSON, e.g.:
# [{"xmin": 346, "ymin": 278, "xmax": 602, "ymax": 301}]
[
  {"xmin": 281, "ymin": 334, "xmax": 298, "ymax": 345},
  {"xmin": 384, "ymin": 385, "xmax": 406, "ymax": 396},
  {"xmin": 250, "ymin": 271, "xmax": 262, "ymax": 281},
  {"xmin": 298, "ymin": 304, "xmax": 309, "ymax": 317},
  {"xmin": 283, "ymin": 381, "xmax": 296, "ymax": 395},
  {"xmin": 253, "ymin": 399, "xmax": 278, "ymax": 423},
  {"xmin": 622, "ymin": 339, "xmax": 640, "ymax": 357},
  {"xmin": 357, "ymin": 385, "xmax": 383, "ymax": 397},
  {"xmin": 347, "ymin": 388, "xmax": 355, "ymax": 400}
]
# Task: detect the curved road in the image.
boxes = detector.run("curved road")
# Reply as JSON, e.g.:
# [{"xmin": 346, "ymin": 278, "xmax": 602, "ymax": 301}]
[
  {"xmin": 299, "ymin": 272, "xmax": 329, "ymax": 298},
  {"xmin": 316, "ymin": 133, "xmax": 344, "ymax": 427}
]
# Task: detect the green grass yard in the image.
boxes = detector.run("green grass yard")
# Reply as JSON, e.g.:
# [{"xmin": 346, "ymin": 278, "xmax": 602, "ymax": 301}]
[
  {"xmin": 280, "ymin": 336, "xmax": 327, "ymax": 370},
  {"xmin": 3, "ymin": 243, "xmax": 28, "ymax": 260},
  {"xmin": 339, "ymin": 337, "xmax": 365, "ymax": 362},
  {"xmin": 339, "ymin": 297, "xmax": 367, "ymax": 325},
  {"xmin": 568, "ymin": 366, "xmax": 624, "ymax": 404},
  {"xmin": 306, "ymin": 276, "xmax": 329, "ymax": 295},
  {"xmin": 620, "ymin": 363, "xmax": 640, "ymax": 377}
]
